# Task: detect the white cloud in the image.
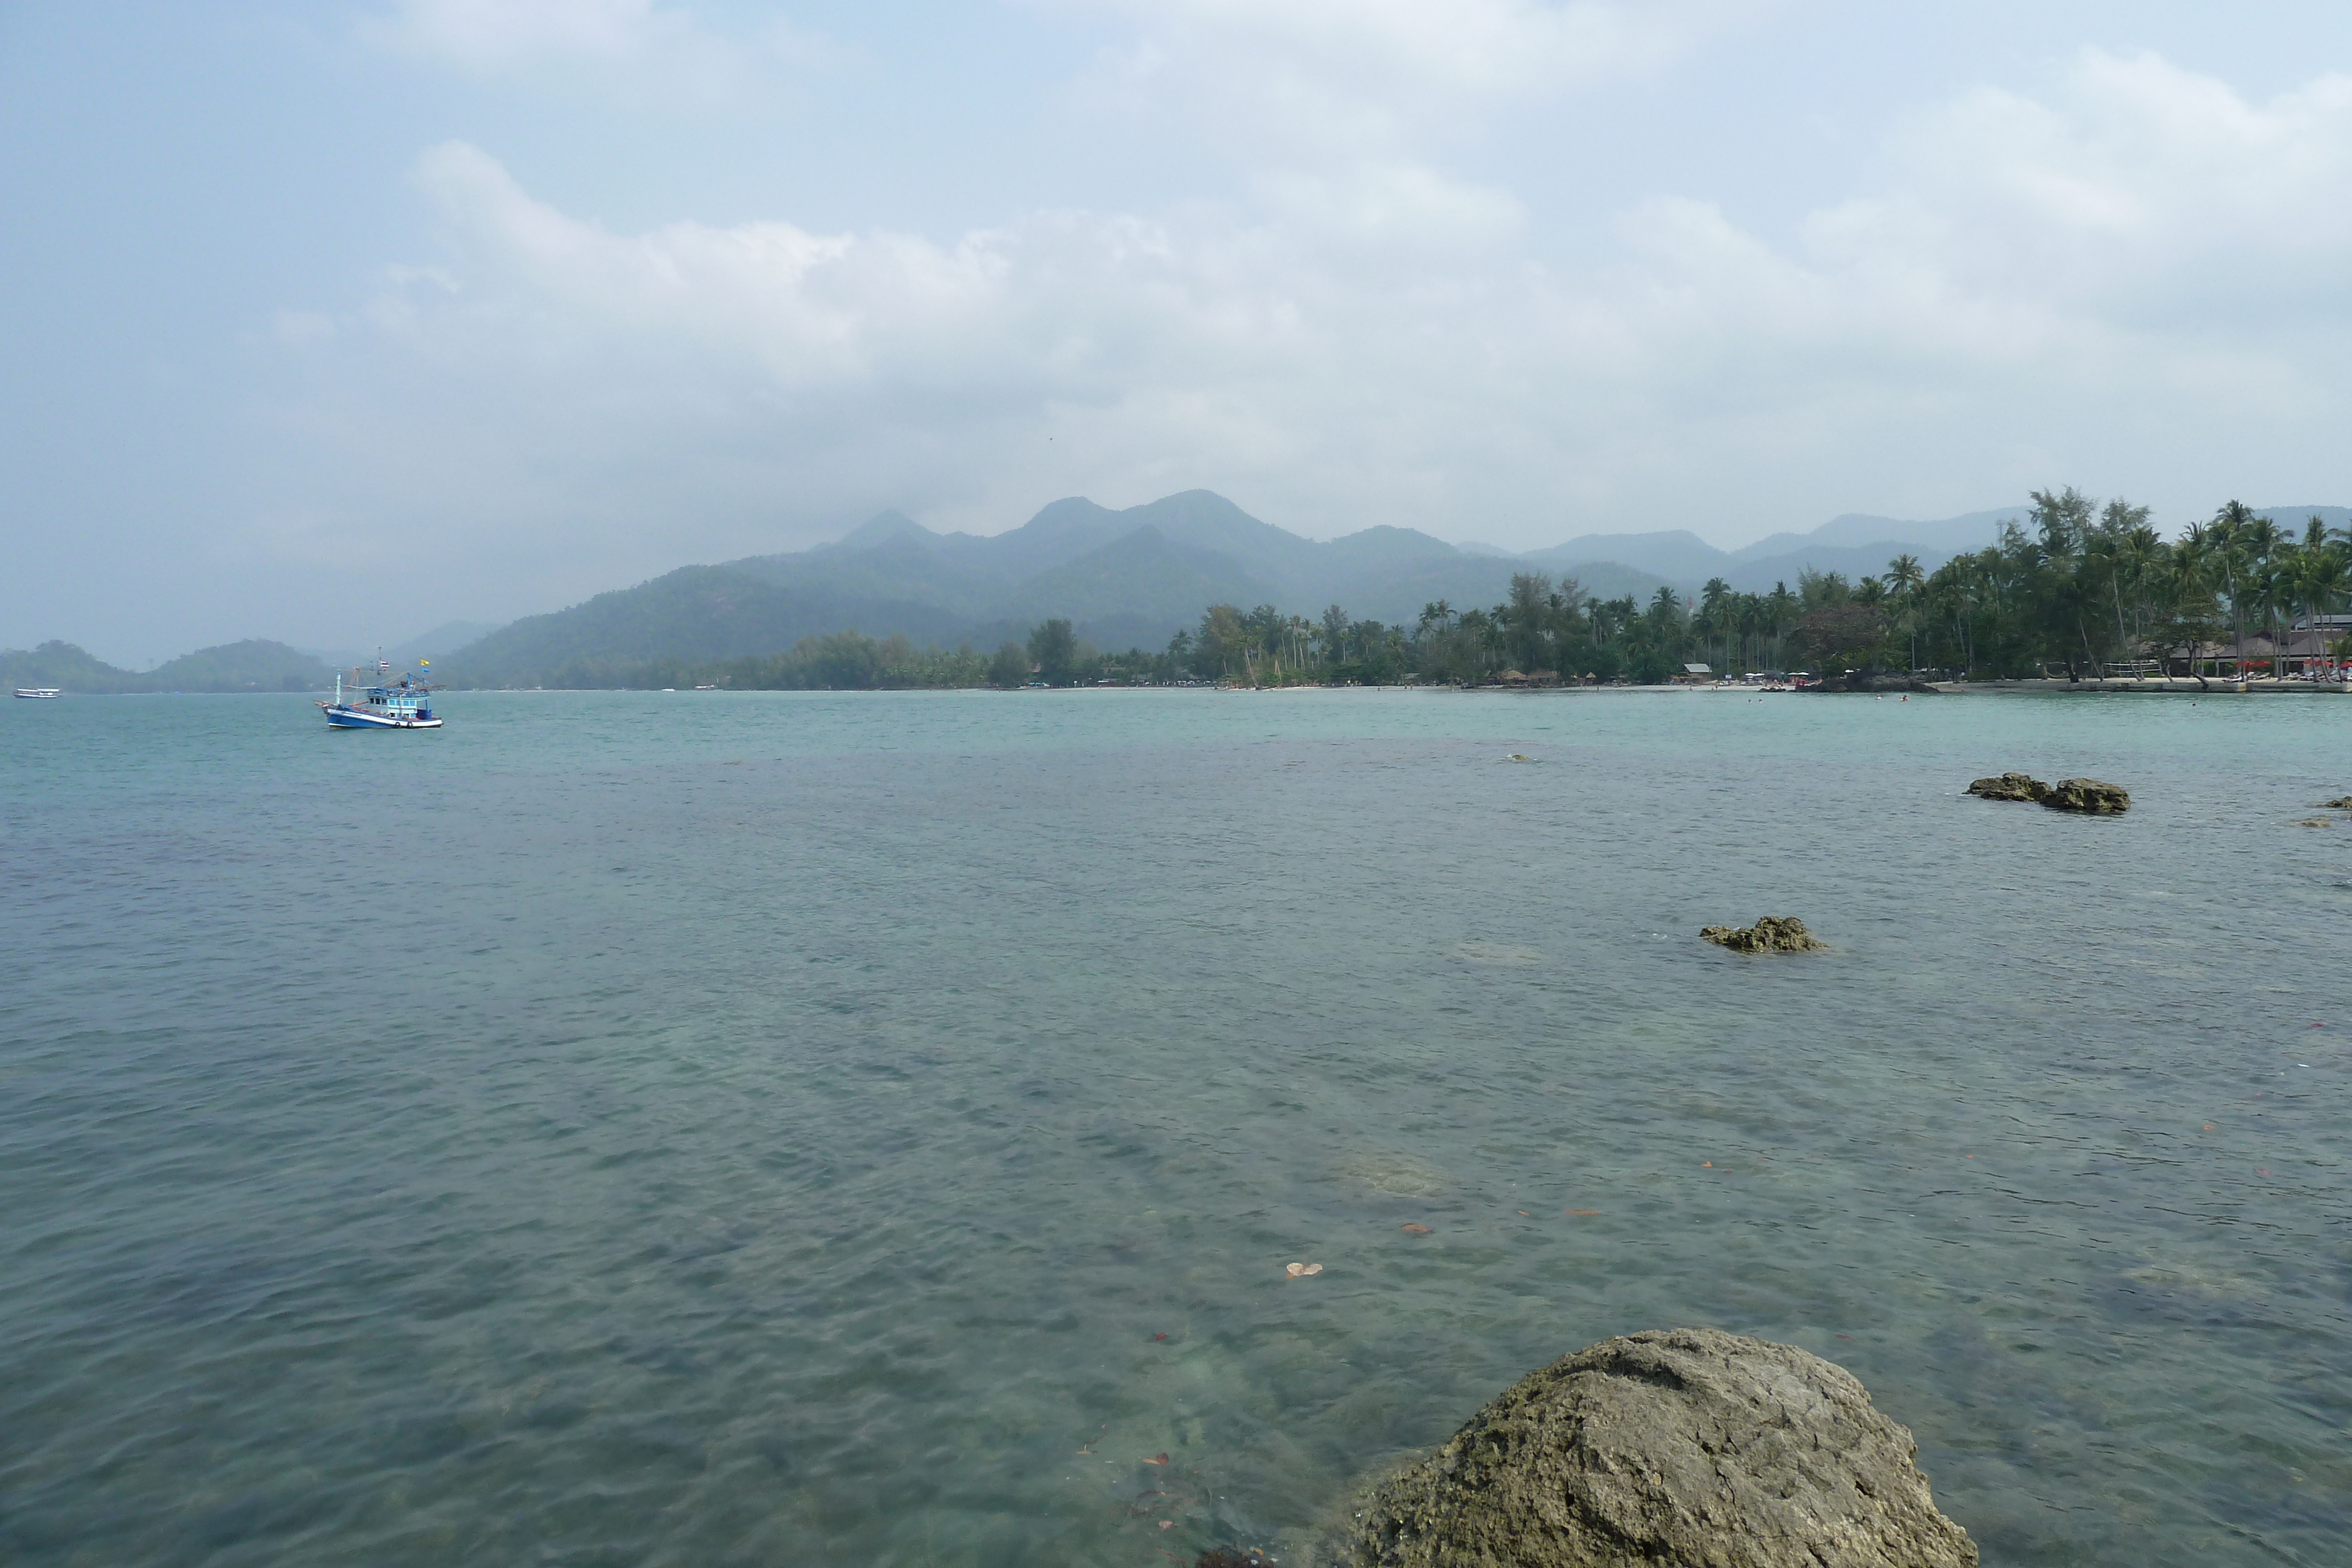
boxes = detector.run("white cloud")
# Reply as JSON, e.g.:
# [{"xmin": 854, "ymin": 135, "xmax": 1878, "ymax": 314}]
[
  {"xmin": 365, "ymin": 0, "xmax": 830, "ymax": 94},
  {"xmin": 259, "ymin": 48, "xmax": 2352, "ymax": 612},
  {"xmin": 1061, "ymin": 0, "xmax": 1779, "ymax": 153},
  {"xmin": 1817, "ymin": 53, "xmax": 2352, "ymax": 310}
]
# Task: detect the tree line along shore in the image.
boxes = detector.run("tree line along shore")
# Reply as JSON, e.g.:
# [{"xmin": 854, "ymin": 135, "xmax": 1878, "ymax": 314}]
[
  {"xmin": 12, "ymin": 492, "xmax": 2345, "ymax": 695},
  {"xmin": 468, "ymin": 493, "xmax": 2352, "ymax": 691}
]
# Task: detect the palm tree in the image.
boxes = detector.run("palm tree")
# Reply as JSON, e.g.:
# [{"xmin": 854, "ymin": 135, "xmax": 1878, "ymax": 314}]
[
  {"xmin": 2253, "ymin": 550, "xmax": 2298, "ymax": 678},
  {"xmin": 2112, "ymin": 525, "xmax": 2161, "ymax": 653},
  {"xmin": 2168, "ymin": 524, "xmax": 2224, "ymax": 683},
  {"xmin": 2246, "ymin": 516, "xmax": 2286, "ymax": 675},
  {"xmin": 1886, "ymin": 554, "xmax": 1925, "ymax": 670},
  {"xmin": 2210, "ymin": 502, "xmax": 2263, "ymax": 674},
  {"xmin": 1764, "ymin": 582, "xmax": 1797, "ymax": 670},
  {"xmin": 1737, "ymin": 592, "xmax": 1765, "ymax": 674},
  {"xmin": 1698, "ymin": 577, "xmax": 1732, "ymax": 676},
  {"xmin": 2293, "ymin": 541, "xmax": 2347, "ymax": 677}
]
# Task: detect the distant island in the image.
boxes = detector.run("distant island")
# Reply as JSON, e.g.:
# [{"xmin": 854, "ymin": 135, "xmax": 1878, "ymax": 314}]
[
  {"xmin": 12, "ymin": 489, "xmax": 2345, "ymax": 694},
  {"xmin": 0, "ymin": 639, "xmax": 336, "ymax": 695}
]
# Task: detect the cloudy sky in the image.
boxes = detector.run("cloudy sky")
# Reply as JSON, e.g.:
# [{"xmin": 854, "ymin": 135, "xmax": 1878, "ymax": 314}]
[{"xmin": 5, "ymin": 1, "xmax": 2351, "ymax": 663}]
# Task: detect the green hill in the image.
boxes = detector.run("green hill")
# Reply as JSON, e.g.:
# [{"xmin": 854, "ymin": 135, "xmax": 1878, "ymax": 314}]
[
  {"xmin": 0, "ymin": 638, "xmax": 333, "ymax": 694},
  {"xmin": 448, "ymin": 566, "xmax": 973, "ymax": 687},
  {"xmin": 0, "ymin": 641, "xmax": 141, "ymax": 693},
  {"xmin": 145, "ymin": 640, "xmax": 335, "ymax": 692},
  {"xmin": 432, "ymin": 489, "xmax": 1692, "ymax": 686}
]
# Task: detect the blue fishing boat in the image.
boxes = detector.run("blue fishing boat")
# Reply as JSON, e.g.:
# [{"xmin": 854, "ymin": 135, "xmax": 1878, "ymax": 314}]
[{"xmin": 319, "ymin": 660, "xmax": 442, "ymax": 729}]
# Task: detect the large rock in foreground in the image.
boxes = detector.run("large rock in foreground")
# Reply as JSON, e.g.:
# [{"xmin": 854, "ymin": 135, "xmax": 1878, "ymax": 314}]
[
  {"xmin": 1965, "ymin": 771, "xmax": 2047, "ymax": 802},
  {"xmin": 1328, "ymin": 1328, "xmax": 1977, "ymax": 1568},
  {"xmin": 1699, "ymin": 916, "xmax": 1825, "ymax": 953},
  {"xmin": 2040, "ymin": 777, "xmax": 2129, "ymax": 814}
]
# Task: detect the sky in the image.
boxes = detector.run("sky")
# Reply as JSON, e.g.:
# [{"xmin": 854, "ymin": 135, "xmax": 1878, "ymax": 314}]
[{"xmin": 4, "ymin": 1, "xmax": 2352, "ymax": 664}]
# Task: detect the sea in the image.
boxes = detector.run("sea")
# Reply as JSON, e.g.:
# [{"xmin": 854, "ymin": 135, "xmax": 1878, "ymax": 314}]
[{"xmin": 2, "ymin": 688, "xmax": 2347, "ymax": 1567}]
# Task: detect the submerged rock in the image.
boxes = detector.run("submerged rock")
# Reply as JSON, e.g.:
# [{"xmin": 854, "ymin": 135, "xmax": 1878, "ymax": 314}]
[
  {"xmin": 1327, "ymin": 1327, "xmax": 1977, "ymax": 1568},
  {"xmin": 1965, "ymin": 771, "xmax": 2047, "ymax": 802},
  {"xmin": 2041, "ymin": 777, "xmax": 2130, "ymax": 814},
  {"xmin": 1699, "ymin": 915, "xmax": 1825, "ymax": 953}
]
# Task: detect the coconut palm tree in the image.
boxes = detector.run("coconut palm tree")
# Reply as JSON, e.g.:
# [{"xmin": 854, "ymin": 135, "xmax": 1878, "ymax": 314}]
[
  {"xmin": 2167, "ymin": 524, "xmax": 2227, "ymax": 683},
  {"xmin": 2209, "ymin": 502, "xmax": 2263, "ymax": 673},
  {"xmin": 2294, "ymin": 536, "xmax": 2350, "ymax": 677},
  {"xmin": 1764, "ymin": 582, "xmax": 1798, "ymax": 669},
  {"xmin": 1736, "ymin": 592, "xmax": 1765, "ymax": 674},
  {"xmin": 2113, "ymin": 525, "xmax": 2163, "ymax": 653},
  {"xmin": 2254, "ymin": 550, "xmax": 2300, "ymax": 678},
  {"xmin": 1886, "ymin": 554, "xmax": 1925, "ymax": 671},
  {"xmin": 1698, "ymin": 577, "xmax": 1732, "ymax": 676}
]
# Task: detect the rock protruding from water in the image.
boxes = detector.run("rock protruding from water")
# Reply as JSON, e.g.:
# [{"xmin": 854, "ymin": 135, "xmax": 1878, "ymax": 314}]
[
  {"xmin": 1327, "ymin": 1327, "xmax": 1977, "ymax": 1568},
  {"xmin": 1699, "ymin": 915, "xmax": 1825, "ymax": 953},
  {"xmin": 2041, "ymin": 777, "xmax": 2130, "ymax": 814},
  {"xmin": 1966, "ymin": 773, "xmax": 2130, "ymax": 814},
  {"xmin": 2321, "ymin": 795, "xmax": 2352, "ymax": 810},
  {"xmin": 1966, "ymin": 771, "xmax": 2048, "ymax": 802}
]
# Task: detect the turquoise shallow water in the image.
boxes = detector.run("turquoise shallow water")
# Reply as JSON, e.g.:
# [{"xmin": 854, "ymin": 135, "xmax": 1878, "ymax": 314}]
[{"xmin": 2, "ymin": 688, "xmax": 2348, "ymax": 1567}]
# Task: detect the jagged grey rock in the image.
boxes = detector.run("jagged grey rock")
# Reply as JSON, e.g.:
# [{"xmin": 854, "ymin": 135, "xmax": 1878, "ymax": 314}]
[
  {"xmin": 2040, "ymin": 777, "xmax": 2129, "ymax": 814},
  {"xmin": 1965, "ymin": 771, "xmax": 2047, "ymax": 802},
  {"xmin": 1326, "ymin": 1328, "xmax": 1977, "ymax": 1568},
  {"xmin": 1699, "ymin": 916, "xmax": 1825, "ymax": 953}
]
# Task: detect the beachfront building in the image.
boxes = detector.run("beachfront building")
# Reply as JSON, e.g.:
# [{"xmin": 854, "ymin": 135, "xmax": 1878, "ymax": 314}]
[{"xmin": 2166, "ymin": 627, "xmax": 2349, "ymax": 681}]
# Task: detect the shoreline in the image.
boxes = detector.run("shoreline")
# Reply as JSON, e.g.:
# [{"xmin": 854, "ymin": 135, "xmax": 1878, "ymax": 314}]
[{"xmin": 1926, "ymin": 677, "xmax": 2351, "ymax": 695}]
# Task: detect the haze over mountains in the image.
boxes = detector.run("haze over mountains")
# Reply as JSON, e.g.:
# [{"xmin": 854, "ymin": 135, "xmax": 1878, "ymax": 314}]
[
  {"xmin": 14, "ymin": 496, "xmax": 2344, "ymax": 689},
  {"xmin": 445, "ymin": 491, "xmax": 2047, "ymax": 685},
  {"xmin": 0, "ymin": 638, "xmax": 336, "ymax": 694},
  {"xmin": 305, "ymin": 622, "xmax": 506, "ymax": 673}
]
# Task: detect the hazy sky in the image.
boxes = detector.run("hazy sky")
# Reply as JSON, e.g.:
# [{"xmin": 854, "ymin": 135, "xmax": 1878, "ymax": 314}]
[{"xmin": 5, "ymin": 1, "xmax": 2351, "ymax": 662}]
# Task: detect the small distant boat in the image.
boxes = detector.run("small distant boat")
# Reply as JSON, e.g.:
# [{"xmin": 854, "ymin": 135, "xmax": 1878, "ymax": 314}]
[
  {"xmin": 319, "ymin": 663, "xmax": 442, "ymax": 729},
  {"xmin": 14, "ymin": 687, "xmax": 62, "ymax": 698}
]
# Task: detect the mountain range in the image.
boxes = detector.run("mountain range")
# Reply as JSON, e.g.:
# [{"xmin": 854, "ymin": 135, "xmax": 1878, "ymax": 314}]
[
  {"xmin": 18, "ymin": 498, "xmax": 2345, "ymax": 690},
  {"xmin": 444, "ymin": 491, "xmax": 2042, "ymax": 684}
]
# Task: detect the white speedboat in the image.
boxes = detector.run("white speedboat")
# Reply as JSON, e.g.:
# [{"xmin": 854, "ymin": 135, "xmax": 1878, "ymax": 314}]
[
  {"xmin": 319, "ymin": 666, "xmax": 442, "ymax": 729},
  {"xmin": 14, "ymin": 687, "xmax": 62, "ymax": 698}
]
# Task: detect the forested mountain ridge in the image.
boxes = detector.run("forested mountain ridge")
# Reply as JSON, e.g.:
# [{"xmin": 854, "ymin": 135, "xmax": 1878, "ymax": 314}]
[
  {"xmin": 439, "ymin": 490, "xmax": 2351, "ymax": 687},
  {"xmin": 15, "ymin": 496, "xmax": 2343, "ymax": 693},
  {"xmin": 443, "ymin": 490, "xmax": 1673, "ymax": 686},
  {"xmin": 664, "ymin": 490, "xmax": 2352, "ymax": 692}
]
